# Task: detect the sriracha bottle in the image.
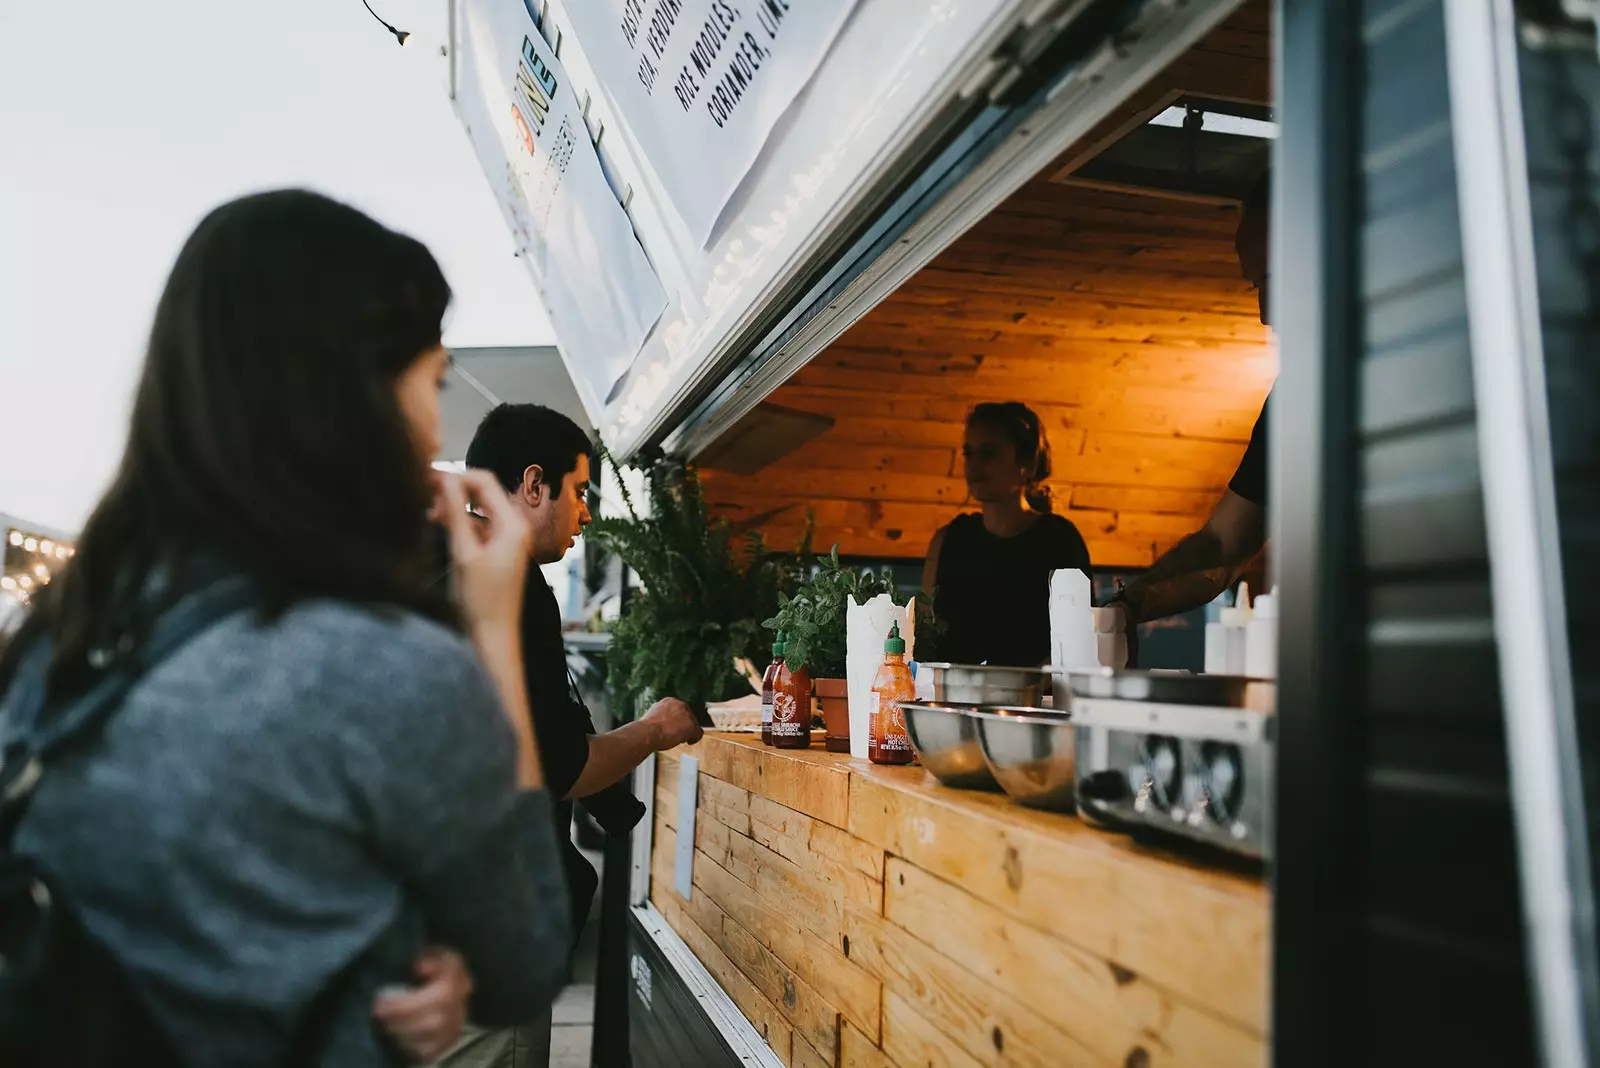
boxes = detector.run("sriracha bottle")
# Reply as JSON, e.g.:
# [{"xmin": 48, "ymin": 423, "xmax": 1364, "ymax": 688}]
[
  {"xmin": 869, "ymin": 623, "xmax": 915, "ymax": 765},
  {"xmin": 771, "ymin": 656, "xmax": 812, "ymax": 750},
  {"xmin": 760, "ymin": 634, "xmax": 786, "ymax": 746}
]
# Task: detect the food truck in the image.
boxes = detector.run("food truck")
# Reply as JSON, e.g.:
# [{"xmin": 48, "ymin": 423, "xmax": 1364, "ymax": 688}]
[{"xmin": 445, "ymin": 0, "xmax": 1600, "ymax": 1064}]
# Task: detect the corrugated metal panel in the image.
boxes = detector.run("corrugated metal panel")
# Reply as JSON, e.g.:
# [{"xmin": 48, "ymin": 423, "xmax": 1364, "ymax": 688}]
[
  {"xmin": 1519, "ymin": 35, "xmax": 1600, "ymax": 995},
  {"xmin": 1355, "ymin": 1, "xmax": 1533, "ymax": 1062}
]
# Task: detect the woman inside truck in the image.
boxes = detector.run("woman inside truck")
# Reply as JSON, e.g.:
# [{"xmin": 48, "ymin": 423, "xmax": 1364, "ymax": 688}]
[{"xmin": 922, "ymin": 401, "xmax": 1091, "ymax": 667}]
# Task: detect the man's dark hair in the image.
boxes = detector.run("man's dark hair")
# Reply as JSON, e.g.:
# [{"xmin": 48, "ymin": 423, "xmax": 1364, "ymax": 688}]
[{"xmin": 466, "ymin": 403, "xmax": 594, "ymax": 496}]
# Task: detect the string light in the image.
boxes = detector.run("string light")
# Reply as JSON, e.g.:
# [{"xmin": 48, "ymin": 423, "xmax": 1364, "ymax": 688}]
[
  {"xmin": 40, "ymin": 540, "xmax": 53, "ymax": 555},
  {"xmin": 6, "ymin": 531, "xmax": 20, "ymax": 547},
  {"xmin": 55, "ymin": 546, "xmax": 69, "ymax": 560},
  {"xmin": 360, "ymin": 0, "xmax": 411, "ymax": 47},
  {"xmin": 0, "ymin": 577, "xmax": 14, "ymax": 591},
  {"xmin": 34, "ymin": 564, "xmax": 49, "ymax": 579},
  {"xmin": 18, "ymin": 576, "xmax": 32, "ymax": 589},
  {"xmin": 23, "ymin": 538, "xmax": 37, "ymax": 552}
]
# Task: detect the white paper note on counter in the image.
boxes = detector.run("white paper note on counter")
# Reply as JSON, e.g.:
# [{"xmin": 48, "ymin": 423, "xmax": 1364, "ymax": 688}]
[
  {"xmin": 846, "ymin": 594, "xmax": 913, "ymax": 760},
  {"xmin": 674, "ymin": 755, "xmax": 698, "ymax": 900}
]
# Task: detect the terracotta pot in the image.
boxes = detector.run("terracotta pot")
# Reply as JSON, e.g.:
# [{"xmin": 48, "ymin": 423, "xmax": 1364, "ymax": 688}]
[{"xmin": 814, "ymin": 676, "xmax": 851, "ymax": 753}]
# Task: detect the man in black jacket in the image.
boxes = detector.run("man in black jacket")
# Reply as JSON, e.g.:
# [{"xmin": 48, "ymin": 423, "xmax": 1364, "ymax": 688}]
[{"xmin": 444, "ymin": 403, "xmax": 702, "ymax": 1068}]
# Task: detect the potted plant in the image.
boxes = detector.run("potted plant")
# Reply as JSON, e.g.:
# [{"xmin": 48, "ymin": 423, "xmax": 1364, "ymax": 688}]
[
  {"xmin": 588, "ymin": 447, "xmax": 806, "ymax": 722},
  {"xmin": 763, "ymin": 546, "xmax": 903, "ymax": 752}
]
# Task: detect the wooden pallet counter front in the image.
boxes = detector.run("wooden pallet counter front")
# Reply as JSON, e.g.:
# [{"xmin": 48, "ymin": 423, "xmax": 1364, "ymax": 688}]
[{"xmin": 647, "ymin": 733, "xmax": 1268, "ymax": 1068}]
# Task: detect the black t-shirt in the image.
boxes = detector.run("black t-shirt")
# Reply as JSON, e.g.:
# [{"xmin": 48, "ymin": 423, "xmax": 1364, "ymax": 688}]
[
  {"xmin": 932, "ymin": 512, "xmax": 1092, "ymax": 668},
  {"xmin": 518, "ymin": 568, "xmax": 644, "ymax": 935},
  {"xmin": 1229, "ymin": 393, "xmax": 1270, "ymax": 506},
  {"xmin": 520, "ymin": 568, "xmax": 593, "ymax": 803}
]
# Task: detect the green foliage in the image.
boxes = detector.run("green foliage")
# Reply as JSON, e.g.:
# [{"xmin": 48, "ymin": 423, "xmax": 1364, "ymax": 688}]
[
  {"xmin": 587, "ymin": 446, "xmax": 808, "ymax": 719},
  {"xmin": 761, "ymin": 546, "xmax": 908, "ymax": 678}
]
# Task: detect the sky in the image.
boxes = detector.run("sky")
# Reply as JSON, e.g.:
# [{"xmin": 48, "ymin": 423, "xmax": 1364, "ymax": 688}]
[{"xmin": 0, "ymin": 0, "xmax": 556, "ymax": 532}]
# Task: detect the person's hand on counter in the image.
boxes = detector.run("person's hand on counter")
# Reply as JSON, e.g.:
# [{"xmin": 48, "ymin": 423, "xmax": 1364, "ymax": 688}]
[
  {"xmin": 563, "ymin": 697, "xmax": 703, "ymax": 801},
  {"xmin": 372, "ymin": 944, "xmax": 475, "ymax": 1064},
  {"xmin": 642, "ymin": 696, "xmax": 705, "ymax": 750}
]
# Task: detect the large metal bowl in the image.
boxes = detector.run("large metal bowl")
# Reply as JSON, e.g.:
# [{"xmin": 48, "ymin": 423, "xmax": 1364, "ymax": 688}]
[
  {"xmin": 899, "ymin": 702, "xmax": 1000, "ymax": 791},
  {"xmin": 918, "ymin": 663, "xmax": 1049, "ymax": 706},
  {"xmin": 1068, "ymin": 668, "xmax": 1252, "ymax": 707},
  {"xmin": 975, "ymin": 706, "xmax": 1077, "ymax": 812}
]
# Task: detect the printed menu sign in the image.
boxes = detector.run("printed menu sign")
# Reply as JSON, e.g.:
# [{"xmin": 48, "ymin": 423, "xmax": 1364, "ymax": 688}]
[
  {"xmin": 455, "ymin": 0, "xmax": 668, "ymax": 403},
  {"xmin": 563, "ymin": 0, "xmax": 862, "ymax": 245}
]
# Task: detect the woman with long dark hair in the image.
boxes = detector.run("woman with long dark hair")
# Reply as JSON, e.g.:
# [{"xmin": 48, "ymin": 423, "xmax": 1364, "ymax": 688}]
[
  {"xmin": 922, "ymin": 401, "xmax": 1091, "ymax": 667},
  {"xmin": 0, "ymin": 190, "xmax": 567, "ymax": 1065}
]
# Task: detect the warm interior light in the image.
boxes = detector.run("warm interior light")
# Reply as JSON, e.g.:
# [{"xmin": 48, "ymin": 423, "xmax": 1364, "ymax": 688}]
[
  {"xmin": 6, "ymin": 531, "xmax": 20, "ymax": 547},
  {"xmin": 34, "ymin": 564, "xmax": 49, "ymax": 579},
  {"xmin": 18, "ymin": 575, "xmax": 32, "ymax": 589},
  {"xmin": 40, "ymin": 539, "xmax": 54, "ymax": 555},
  {"xmin": 23, "ymin": 538, "xmax": 37, "ymax": 552},
  {"xmin": 0, "ymin": 577, "xmax": 15, "ymax": 591}
]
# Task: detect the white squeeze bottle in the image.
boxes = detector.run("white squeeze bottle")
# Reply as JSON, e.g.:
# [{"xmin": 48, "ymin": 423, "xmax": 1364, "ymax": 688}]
[
  {"xmin": 1218, "ymin": 583, "xmax": 1253, "ymax": 676},
  {"xmin": 1203, "ymin": 591, "xmax": 1230, "ymax": 674},
  {"xmin": 1246, "ymin": 586, "xmax": 1278, "ymax": 679}
]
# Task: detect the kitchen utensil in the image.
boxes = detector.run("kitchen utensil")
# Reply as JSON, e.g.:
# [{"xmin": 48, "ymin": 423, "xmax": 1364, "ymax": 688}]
[
  {"xmin": 898, "ymin": 702, "xmax": 999, "ymax": 790},
  {"xmin": 1073, "ymin": 696, "xmax": 1273, "ymax": 860},
  {"xmin": 1068, "ymin": 668, "xmax": 1253, "ymax": 707},
  {"xmin": 918, "ymin": 663, "xmax": 1049, "ymax": 706},
  {"xmin": 974, "ymin": 706, "xmax": 1077, "ymax": 812}
]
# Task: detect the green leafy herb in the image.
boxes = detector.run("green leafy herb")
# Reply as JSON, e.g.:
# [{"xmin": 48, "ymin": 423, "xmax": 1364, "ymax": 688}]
[
  {"xmin": 760, "ymin": 545, "xmax": 910, "ymax": 678},
  {"xmin": 588, "ymin": 445, "xmax": 808, "ymax": 718}
]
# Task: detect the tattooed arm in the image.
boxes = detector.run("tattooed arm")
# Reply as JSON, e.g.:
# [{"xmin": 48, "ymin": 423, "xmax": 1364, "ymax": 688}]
[{"xmin": 1119, "ymin": 490, "xmax": 1267, "ymax": 625}]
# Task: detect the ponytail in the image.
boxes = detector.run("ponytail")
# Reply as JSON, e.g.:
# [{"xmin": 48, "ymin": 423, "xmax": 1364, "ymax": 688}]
[
  {"xmin": 968, "ymin": 401, "xmax": 1054, "ymax": 514},
  {"xmin": 1024, "ymin": 483, "xmax": 1054, "ymax": 515}
]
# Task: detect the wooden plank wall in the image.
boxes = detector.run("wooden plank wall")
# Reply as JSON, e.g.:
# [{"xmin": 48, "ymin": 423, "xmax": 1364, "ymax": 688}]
[
  {"xmin": 648, "ymin": 736, "xmax": 1269, "ymax": 1068},
  {"xmin": 700, "ymin": 2, "xmax": 1274, "ymax": 568}
]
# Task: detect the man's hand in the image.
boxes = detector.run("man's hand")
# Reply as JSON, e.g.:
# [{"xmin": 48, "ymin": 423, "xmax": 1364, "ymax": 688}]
[
  {"xmin": 642, "ymin": 697, "xmax": 704, "ymax": 750},
  {"xmin": 373, "ymin": 945, "xmax": 474, "ymax": 1064}
]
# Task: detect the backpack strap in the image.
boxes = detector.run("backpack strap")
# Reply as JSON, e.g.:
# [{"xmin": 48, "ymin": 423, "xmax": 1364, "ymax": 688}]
[{"xmin": 0, "ymin": 577, "xmax": 258, "ymax": 824}]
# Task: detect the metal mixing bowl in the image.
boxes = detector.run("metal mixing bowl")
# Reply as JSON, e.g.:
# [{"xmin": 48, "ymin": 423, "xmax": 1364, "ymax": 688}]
[
  {"xmin": 899, "ymin": 702, "xmax": 1000, "ymax": 790},
  {"xmin": 975, "ymin": 706, "xmax": 1077, "ymax": 812},
  {"xmin": 1068, "ymin": 668, "xmax": 1252, "ymax": 707},
  {"xmin": 918, "ymin": 663, "xmax": 1049, "ymax": 706}
]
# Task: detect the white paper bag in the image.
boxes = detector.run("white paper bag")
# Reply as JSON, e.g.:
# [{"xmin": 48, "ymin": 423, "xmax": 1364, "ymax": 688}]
[
  {"xmin": 1048, "ymin": 569, "xmax": 1098, "ymax": 670},
  {"xmin": 846, "ymin": 594, "xmax": 914, "ymax": 760}
]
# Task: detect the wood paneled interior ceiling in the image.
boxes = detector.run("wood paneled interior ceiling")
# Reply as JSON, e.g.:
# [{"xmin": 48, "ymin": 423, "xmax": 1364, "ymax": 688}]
[{"xmin": 700, "ymin": 1, "xmax": 1274, "ymax": 568}]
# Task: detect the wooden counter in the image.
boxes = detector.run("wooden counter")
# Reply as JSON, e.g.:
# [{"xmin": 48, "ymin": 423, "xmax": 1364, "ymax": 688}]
[{"xmin": 646, "ymin": 732, "xmax": 1268, "ymax": 1068}]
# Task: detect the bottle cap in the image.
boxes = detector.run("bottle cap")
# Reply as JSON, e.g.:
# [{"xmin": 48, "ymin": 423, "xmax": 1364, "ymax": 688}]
[
  {"xmin": 884, "ymin": 622, "xmax": 905, "ymax": 655},
  {"xmin": 1220, "ymin": 605, "xmax": 1252, "ymax": 626}
]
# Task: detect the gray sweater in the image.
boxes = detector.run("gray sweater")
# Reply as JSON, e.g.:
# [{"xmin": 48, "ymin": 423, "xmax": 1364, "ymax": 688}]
[{"xmin": 10, "ymin": 600, "xmax": 570, "ymax": 1067}]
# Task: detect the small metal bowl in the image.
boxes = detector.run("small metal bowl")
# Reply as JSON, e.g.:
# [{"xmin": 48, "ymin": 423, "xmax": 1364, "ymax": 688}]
[
  {"xmin": 1068, "ymin": 668, "xmax": 1252, "ymax": 707},
  {"xmin": 918, "ymin": 663, "xmax": 1049, "ymax": 707},
  {"xmin": 975, "ymin": 706, "xmax": 1077, "ymax": 812},
  {"xmin": 899, "ymin": 702, "xmax": 1000, "ymax": 791}
]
